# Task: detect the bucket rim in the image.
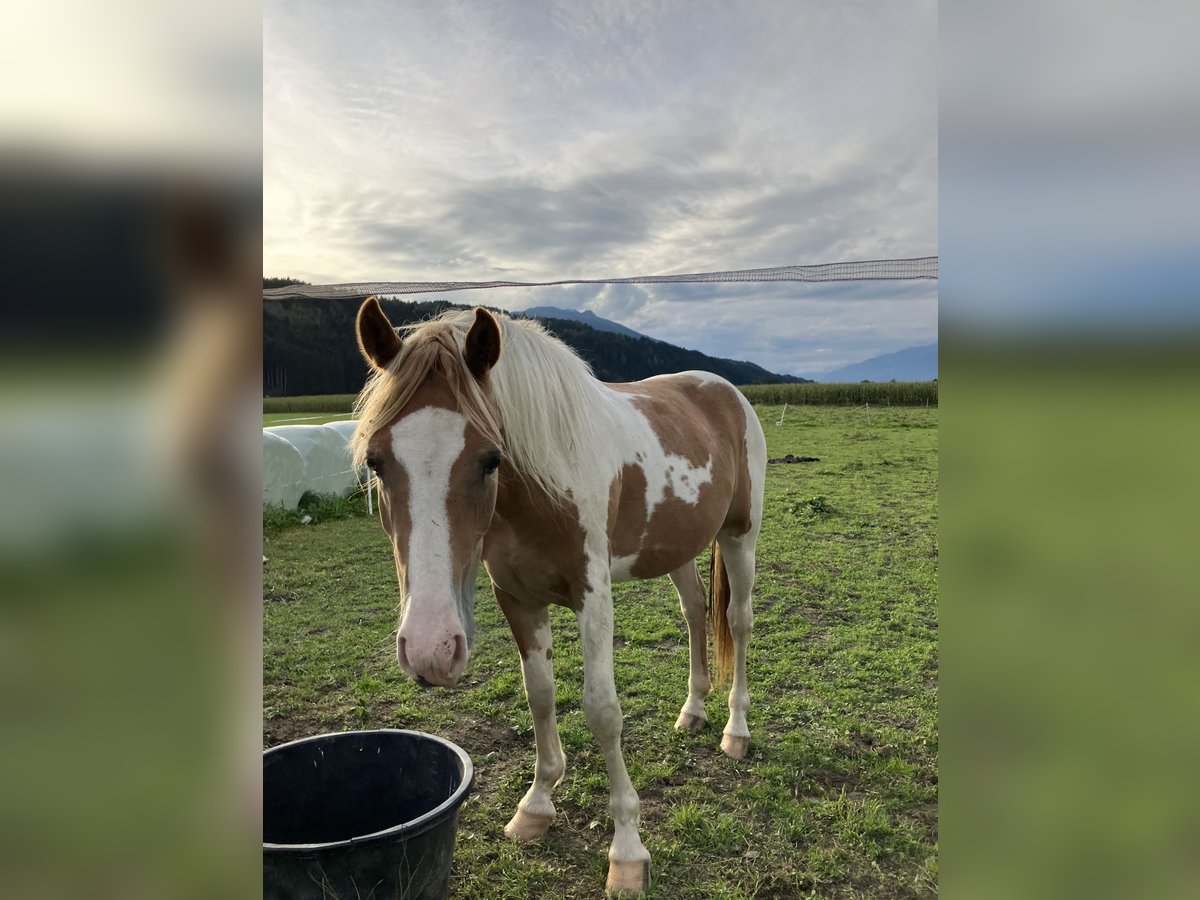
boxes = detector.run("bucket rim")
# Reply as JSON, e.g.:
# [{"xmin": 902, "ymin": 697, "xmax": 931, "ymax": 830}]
[{"xmin": 263, "ymin": 728, "xmax": 474, "ymax": 853}]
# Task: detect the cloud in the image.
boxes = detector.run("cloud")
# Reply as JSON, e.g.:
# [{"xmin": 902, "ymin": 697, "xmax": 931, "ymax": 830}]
[
  {"xmin": 265, "ymin": 0, "xmax": 937, "ymax": 373},
  {"xmin": 585, "ymin": 284, "xmax": 654, "ymax": 321}
]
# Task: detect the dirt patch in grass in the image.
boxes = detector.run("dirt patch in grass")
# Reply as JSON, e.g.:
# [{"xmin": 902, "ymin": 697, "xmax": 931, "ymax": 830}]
[
  {"xmin": 263, "ymin": 714, "xmax": 325, "ymax": 747},
  {"xmin": 910, "ymin": 800, "xmax": 939, "ymax": 841},
  {"xmin": 441, "ymin": 715, "xmax": 526, "ymax": 757}
]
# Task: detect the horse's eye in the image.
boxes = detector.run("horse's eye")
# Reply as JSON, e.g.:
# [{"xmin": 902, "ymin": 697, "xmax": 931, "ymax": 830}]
[
  {"xmin": 481, "ymin": 451, "xmax": 502, "ymax": 475},
  {"xmin": 366, "ymin": 455, "xmax": 382, "ymax": 472}
]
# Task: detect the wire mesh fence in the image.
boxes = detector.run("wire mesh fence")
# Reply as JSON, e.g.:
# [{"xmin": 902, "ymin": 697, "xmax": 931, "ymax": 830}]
[{"xmin": 263, "ymin": 257, "xmax": 938, "ymax": 299}]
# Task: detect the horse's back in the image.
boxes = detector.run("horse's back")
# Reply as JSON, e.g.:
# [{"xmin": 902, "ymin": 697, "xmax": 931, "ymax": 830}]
[{"xmin": 613, "ymin": 370, "xmax": 763, "ymax": 461}]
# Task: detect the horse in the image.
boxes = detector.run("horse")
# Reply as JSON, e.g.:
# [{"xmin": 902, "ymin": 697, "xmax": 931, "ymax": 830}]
[{"xmin": 349, "ymin": 298, "xmax": 766, "ymax": 896}]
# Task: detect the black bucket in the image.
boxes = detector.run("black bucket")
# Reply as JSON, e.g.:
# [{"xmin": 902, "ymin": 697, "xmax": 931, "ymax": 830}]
[{"xmin": 264, "ymin": 729, "xmax": 473, "ymax": 900}]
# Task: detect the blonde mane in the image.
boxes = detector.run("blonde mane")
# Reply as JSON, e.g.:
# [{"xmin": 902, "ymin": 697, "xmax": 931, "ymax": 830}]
[{"xmin": 350, "ymin": 309, "xmax": 623, "ymax": 499}]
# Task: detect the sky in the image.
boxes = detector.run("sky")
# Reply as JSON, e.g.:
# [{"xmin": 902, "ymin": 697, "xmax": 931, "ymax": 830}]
[
  {"xmin": 940, "ymin": 0, "xmax": 1200, "ymax": 332},
  {"xmin": 264, "ymin": 0, "xmax": 937, "ymax": 377}
]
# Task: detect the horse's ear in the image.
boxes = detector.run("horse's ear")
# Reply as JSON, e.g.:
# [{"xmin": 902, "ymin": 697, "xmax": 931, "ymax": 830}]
[
  {"xmin": 464, "ymin": 307, "xmax": 501, "ymax": 380},
  {"xmin": 357, "ymin": 296, "xmax": 403, "ymax": 370}
]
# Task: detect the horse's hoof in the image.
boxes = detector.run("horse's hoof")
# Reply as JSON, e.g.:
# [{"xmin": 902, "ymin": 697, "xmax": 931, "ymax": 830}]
[
  {"xmin": 720, "ymin": 733, "xmax": 750, "ymax": 759},
  {"xmin": 504, "ymin": 808, "xmax": 553, "ymax": 842},
  {"xmin": 674, "ymin": 711, "xmax": 707, "ymax": 733},
  {"xmin": 605, "ymin": 858, "xmax": 650, "ymax": 896}
]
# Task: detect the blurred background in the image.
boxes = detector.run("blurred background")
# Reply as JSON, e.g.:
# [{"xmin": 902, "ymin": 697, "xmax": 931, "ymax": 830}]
[
  {"xmin": 0, "ymin": 1, "xmax": 260, "ymax": 897},
  {"xmin": 1, "ymin": 0, "xmax": 1198, "ymax": 897},
  {"xmin": 942, "ymin": 1, "xmax": 1200, "ymax": 897}
]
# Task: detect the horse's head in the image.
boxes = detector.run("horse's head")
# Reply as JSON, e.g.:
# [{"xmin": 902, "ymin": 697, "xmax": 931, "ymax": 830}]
[{"xmin": 353, "ymin": 299, "xmax": 503, "ymax": 687}]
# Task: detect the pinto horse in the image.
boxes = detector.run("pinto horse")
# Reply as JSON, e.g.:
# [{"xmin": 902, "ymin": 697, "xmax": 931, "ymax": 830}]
[{"xmin": 350, "ymin": 299, "xmax": 765, "ymax": 895}]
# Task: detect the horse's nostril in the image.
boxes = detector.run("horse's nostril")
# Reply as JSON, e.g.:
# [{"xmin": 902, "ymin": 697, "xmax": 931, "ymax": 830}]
[
  {"xmin": 452, "ymin": 633, "xmax": 467, "ymax": 666},
  {"xmin": 396, "ymin": 622, "xmax": 467, "ymax": 685}
]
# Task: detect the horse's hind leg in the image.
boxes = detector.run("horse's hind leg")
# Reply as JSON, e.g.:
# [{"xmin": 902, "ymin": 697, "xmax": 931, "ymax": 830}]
[
  {"xmin": 495, "ymin": 587, "xmax": 565, "ymax": 841},
  {"xmin": 668, "ymin": 562, "xmax": 710, "ymax": 732},
  {"xmin": 717, "ymin": 530, "xmax": 756, "ymax": 759}
]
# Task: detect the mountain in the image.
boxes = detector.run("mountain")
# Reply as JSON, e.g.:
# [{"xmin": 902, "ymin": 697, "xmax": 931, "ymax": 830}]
[
  {"xmin": 813, "ymin": 343, "xmax": 938, "ymax": 383},
  {"xmin": 518, "ymin": 306, "xmax": 647, "ymax": 340},
  {"xmin": 263, "ymin": 294, "xmax": 806, "ymax": 396},
  {"xmin": 523, "ymin": 312, "xmax": 808, "ymax": 386}
]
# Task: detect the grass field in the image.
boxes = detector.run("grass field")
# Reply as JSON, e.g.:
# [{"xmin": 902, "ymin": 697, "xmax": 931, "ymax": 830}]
[
  {"xmin": 262, "ymin": 411, "xmax": 354, "ymax": 427},
  {"xmin": 263, "ymin": 403, "xmax": 938, "ymax": 898}
]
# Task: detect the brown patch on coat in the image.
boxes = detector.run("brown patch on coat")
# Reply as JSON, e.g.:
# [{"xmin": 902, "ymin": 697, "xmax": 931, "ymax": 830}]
[
  {"xmin": 692, "ymin": 377, "xmax": 755, "ymax": 537},
  {"xmin": 724, "ymin": 440, "xmax": 755, "ymax": 536},
  {"xmin": 483, "ymin": 468, "xmax": 591, "ymax": 611},
  {"xmin": 608, "ymin": 463, "xmax": 649, "ymax": 560},
  {"xmin": 494, "ymin": 585, "xmax": 540, "ymax": 660},
  {"xmin": 627, "ymin": 483, "xmax": 726, "ymax": 578},
  {"xmin": 626, "ymin": 392, "xmax": 712, "ymax": 469},
  {"xmin": 444, "ymin": 424, "xmax": 503, "ymax": 574}
]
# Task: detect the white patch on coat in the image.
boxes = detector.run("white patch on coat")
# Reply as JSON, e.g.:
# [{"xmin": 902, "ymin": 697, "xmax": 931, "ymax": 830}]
[
  {"xmin": 609, "ymin": 554, "xmax": 637, "ymax": 583},
  {"xmin": 661, "ymin": 453, "xmax": 713, "ymax": 506},
  {"xmin": 732, "ymin": 388, "xmax": 767, "ymax": 534},
  {"xmin": 642, "ymin": 369, "xmax": 727, "ymax": 387}
]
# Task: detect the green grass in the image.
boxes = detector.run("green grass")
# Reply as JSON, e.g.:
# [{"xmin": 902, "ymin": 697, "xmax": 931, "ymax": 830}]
[
  {"xmin": 263, "ymin": 411, "xmax": 354, "ymax": 427},
  {"xmin": 263, "ymin": 403, "xmax": 938, "ymax": 898},
  {"xmin": 263, "ymin": 491, "xmax": 374, "ymax": 538}
]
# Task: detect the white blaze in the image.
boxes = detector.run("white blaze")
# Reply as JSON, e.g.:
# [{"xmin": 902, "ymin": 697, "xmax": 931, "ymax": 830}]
[{"xmin": 390, "ymin": 408, "xmax": 467, "ymax": 603}]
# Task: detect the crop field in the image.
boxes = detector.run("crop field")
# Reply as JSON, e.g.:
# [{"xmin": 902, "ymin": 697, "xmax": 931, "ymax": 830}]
[
  {"xmin": 739, "ymin": 382, "xmax": 937, "ymax": 407},
  {"xmin": 262, "ymin": 381, "xmax": 937, "ymax": 421},
  {"xmin": 263, "ymin": 394, "xmax": 359, "ymax": 415},
  {"xmin": 263, "ymin": 404, "xmax": 938, "ymax": 898}
]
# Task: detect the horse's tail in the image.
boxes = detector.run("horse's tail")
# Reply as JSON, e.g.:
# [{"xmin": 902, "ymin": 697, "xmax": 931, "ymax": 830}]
[{"xmin": 709, "ymin": 539, "xmax": 734, "ymax": 685}]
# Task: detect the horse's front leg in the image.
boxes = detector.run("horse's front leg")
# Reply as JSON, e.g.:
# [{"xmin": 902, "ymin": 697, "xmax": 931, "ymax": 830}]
[
  {"xmin": 576, "ymin": 572, "xmax": 651, "ymax": 896},
  {"xmin": 495, "ymin": 586, "xmax": 565, "ymax": 841}
]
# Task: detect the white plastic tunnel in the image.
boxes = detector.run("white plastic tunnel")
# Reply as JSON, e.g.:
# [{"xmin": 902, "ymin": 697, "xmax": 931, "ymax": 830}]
[{"xmin": 262, "ymin": 422, "xmax": 368, "ymax": 509}]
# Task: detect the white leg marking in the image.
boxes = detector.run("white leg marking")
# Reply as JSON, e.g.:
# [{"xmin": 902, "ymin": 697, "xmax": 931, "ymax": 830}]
[
  {"xmin": 668, "ymin": 562, "xmax": 710, "ymax": 730},
  {"xmin": 718, "ymin": 387, "xmax": 766, "ymax": 758},
  {"xmin": 718, "ymin": 532, "xmax": 756, "ymax": 756},
  {"xmin": 504, "ymin": 608, "xmax": 564, "ymax": 838},
  {"xmin": 575, "ymin": 560, "xmax": 651, "ymax": 891}
]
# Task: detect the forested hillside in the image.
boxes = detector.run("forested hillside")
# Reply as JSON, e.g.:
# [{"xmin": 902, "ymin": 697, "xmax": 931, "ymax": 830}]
[{"xmin": 264, "ymin": 295, "xmax": 806, "ymax": 395}]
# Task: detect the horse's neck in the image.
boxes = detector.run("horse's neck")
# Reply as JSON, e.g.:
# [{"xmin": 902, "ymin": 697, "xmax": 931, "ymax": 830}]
[
  {"xmin": 494, "ymin": 465, "xmax": 580, "ymax": 530},
  {"xmin": 493, "ymin": 380, "xmax": 637, "ymax": 514}
]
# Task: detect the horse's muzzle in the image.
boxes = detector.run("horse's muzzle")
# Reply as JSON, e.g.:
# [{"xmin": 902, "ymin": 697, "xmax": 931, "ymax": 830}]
[{"xmin": 396, "ymin": 620, "xmax": 469, "ymax": 687}]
